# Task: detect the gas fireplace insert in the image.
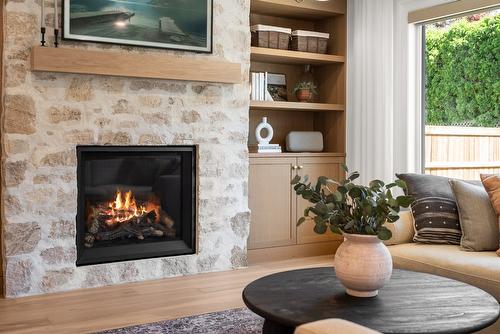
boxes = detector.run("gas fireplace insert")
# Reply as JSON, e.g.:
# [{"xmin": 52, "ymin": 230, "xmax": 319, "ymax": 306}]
[{"xmin": 76, "ymin": 146, "xmax": 196, "ymax": 266}]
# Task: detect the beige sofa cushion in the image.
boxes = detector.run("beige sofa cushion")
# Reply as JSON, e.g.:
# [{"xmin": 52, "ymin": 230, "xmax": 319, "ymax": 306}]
[
  {"xmin": 295, "ymin": 319, "xmax": 380, "ymax": 334},
  {"xmin": 389, "ymin": 243, "xmax": 500, "ymax": 300},
  {"xmin": 384, "ymin": 210, "xmax": 415, "ymax": 246}
]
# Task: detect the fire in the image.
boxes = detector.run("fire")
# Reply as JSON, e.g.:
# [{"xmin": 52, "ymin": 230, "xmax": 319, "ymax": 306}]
[{"xmin": 103, "ymin": 190, "xmax": 158, "ymax": 225}]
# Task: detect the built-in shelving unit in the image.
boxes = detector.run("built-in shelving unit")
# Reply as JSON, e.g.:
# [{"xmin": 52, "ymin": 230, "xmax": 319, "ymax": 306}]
[
  {"xmin": 249, "ymin": 0, "xmax": 346, "ymax": 153},
  {"xmin": 247, "ymin": 0, "xmax": 347, "ymax": 262}
]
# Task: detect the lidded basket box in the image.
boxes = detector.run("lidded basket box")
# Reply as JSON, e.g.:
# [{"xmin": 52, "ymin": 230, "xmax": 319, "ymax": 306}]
[
  {"xmin": 251, "ymin": 24, "xmax": 292, "ymax": 50},
  {"xmin": 291, "ymin": 30, "xmax": 330, "ymax": 54}
]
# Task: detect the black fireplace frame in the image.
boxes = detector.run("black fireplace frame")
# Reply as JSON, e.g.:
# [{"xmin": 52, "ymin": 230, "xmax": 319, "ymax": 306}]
[{"xmin": 76, "ymin": 145, "xmax": 197, "ymax": 266}]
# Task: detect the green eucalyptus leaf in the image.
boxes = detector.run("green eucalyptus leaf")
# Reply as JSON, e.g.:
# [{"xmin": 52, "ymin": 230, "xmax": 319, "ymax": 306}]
[
  {"xmin": 302, "ymin": 190, "xmax": 313, "ymax": 200},
  {"xmin": 395, "ymin": 179, "xmax": 407, "ymax": 190},
  {"xmin": 348, "ymin": 172, "xmax": 360, "ymax": 181},
  {"xmin": 330, "ymin": 224, "xmax": 342, "ymax": 234},
  {"xmin": 315, "ymin": 202, "xmax": 328, "ymax": 215},
  {"xmin": 314, "ymin": 222, "xmax": 328, "ymax": 234},
  {"xmin": 291, "ymin": 175, "xmax": 301, "ymax": 185},
  {"xmin": 387, "ymin": 214, "xmax": 400, "ymax": 223},
  {"xmin": 337, "ymin": 186, "xmax": 348, "ymax": 194},
  {"xmin": 297, "ymin": 217, "xmax": 307, "ymax": 226},
  {"xmin": 369, "ymin": 179, "xmax": 385, "ymax": 189},
  {"xmin": 333, "ymin": 190, "xmax": 343, "ymax": 202},
  {"xmin": 396, "ymin": 195, "xmax": 413, "ymax": 207},
  {"xmin": 348, "ymin": 187, "xmax": 362, "ymax": 198},
  {"xmin": 364, "ymin": 225, "xmax": 376, "ymax": 235},
  {"xmin": 341, "ymin": 163, "xmax": 349, "ymax": 172},
  {"xmin": 377, "ymin": 227, "xmax": 392, "ymax": 240}
]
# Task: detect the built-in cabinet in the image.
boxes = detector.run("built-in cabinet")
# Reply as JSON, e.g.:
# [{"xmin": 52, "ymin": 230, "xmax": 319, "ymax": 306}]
[
  {"xmin": 248, "ymin": 154, "xmax": 344, "ymax": 256},
  {"xmin": 248, "ymin": 157, "xmax": 297, "ymax": 249}
]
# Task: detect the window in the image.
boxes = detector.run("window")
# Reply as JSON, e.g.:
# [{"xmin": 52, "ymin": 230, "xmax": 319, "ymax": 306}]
[{"xmin": 422, "ymin": 10, "xmax": 500, "ymax": 180}]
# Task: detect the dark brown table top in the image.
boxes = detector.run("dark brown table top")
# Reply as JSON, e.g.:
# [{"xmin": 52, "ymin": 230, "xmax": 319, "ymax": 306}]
[{"xmin": 242, "ymin": 268, "xmax": 499, "ymax": 334}]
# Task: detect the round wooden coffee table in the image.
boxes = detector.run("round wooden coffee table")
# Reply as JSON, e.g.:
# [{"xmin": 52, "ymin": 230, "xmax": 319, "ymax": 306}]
[{"xmin": 242, "ymin": 268, "xmax": 499, "ymax": 334}]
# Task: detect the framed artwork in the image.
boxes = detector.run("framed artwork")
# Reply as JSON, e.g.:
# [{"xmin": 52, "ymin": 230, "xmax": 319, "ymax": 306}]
[
  {"xmin": 267, "ymin": 73, "xmax": 288, "ymax": 101},
  {"xmin": 63, "ymin": 0, "xmax": 213, "ymax": 53}
]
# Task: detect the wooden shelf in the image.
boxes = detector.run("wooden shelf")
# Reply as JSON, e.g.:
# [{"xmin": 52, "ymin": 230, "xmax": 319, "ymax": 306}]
[
  {"xmin": 249, "ymin": 152, "xmax": 345, "ymax": 158},
  {"xmin": 251, "ymin": 47, "xmax": 344, "ymax": 65},
  {"xmin": 251, "ymin": 0, "xmax": 345, "ymax": 19},
  {"xmin": 30, "ymin": 46, "xmax": 242, "ymax": 84},
  {"xmin": 250, "ymin": 100, "xmax": 344, "ymax": 112}
]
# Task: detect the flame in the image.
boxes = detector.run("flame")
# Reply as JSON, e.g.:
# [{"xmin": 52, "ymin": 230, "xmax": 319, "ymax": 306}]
[{"xmin": 107, "ymin": 190, "xmax": 149, "ymax": 225}]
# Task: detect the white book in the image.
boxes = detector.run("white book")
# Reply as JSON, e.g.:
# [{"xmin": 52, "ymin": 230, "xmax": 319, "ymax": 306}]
[
  {"xmin": 264, "ymin": 72, "xmax": 268, "ymax": 100},
  {"xmin": 249, "ymin": 144, "xmax": 281, "ymax": 149},
  {"xmin": 251, "ymin": 73, "xmax": 256, "ymax": 100},
  {"xmin": 256, "ymin": 73, "xmax": 261, "ymax": 101},
  {"xmin": 258, "ymin": 148, "xmax": 282, "ymax": 153},
  {"xmin": 260, "ymin": 72, "xmax": 266, "ymax": 101}
]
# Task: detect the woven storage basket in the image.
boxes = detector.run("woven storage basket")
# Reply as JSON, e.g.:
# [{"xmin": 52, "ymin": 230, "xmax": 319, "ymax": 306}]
[
  {"xmin": 290, "ymin": 30, "xmax": 330, "ymax": 54},
  {"xmin": 251, "ymin": 24, "xmax": 291, "ymax": 50}
]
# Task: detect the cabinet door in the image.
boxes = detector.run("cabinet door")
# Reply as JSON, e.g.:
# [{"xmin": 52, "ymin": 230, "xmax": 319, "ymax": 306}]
[
  {"xmin": 248, "ymin": 158, "xmax": 297, "ymax": 249},
  {"xmin": 296, "ymin": 157, "xmax": 345, "ymax": 244}
]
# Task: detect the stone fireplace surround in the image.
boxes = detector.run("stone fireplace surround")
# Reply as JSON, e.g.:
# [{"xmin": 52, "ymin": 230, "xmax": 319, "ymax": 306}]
[{"xmin": 1, "ymin": 0, "xmax": 251, "ymax": 298}]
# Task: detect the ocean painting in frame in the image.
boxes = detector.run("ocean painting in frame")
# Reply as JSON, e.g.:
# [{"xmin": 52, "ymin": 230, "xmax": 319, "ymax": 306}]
[{"xmin": 63, "ymin": 0, "xmax": 212, "ymax": 52}]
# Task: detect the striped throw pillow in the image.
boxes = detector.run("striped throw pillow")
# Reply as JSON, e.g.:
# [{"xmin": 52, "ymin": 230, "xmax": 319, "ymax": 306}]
[
  {"xmin": 411, "ymin": 197, "xmax": 461, "ymax": 244},
  {"xmin": 397, "ymin": 174, "xmax": 463, "ymax": 245}
]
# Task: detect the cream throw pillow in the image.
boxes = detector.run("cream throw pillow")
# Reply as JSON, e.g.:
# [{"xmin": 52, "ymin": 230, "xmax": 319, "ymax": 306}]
[{"xmin": 480, "ymin": 174, "xmax": 500, "ymax": 256}]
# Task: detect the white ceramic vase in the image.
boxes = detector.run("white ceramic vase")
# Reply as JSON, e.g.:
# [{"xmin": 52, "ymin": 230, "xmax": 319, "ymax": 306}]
[{"xmin": 334, "ymin": 233, "xmax": 393, "ymax": 297}]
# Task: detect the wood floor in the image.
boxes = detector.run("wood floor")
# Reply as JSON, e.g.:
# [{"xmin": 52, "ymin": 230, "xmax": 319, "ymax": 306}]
[{"xmin": 0, "ymin": 255, "xmax": 334, "ymax": 334}]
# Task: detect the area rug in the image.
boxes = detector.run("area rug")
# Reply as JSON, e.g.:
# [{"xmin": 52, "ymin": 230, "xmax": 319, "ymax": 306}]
[{"xmin": 95, "ymin": 308, "xmax": 264, "ymax": 334}]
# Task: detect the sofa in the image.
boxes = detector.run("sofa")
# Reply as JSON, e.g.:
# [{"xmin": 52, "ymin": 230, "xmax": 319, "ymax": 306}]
[{"xmin": 387, "ymin": 210, "xmax": 500, "ymax": 334}]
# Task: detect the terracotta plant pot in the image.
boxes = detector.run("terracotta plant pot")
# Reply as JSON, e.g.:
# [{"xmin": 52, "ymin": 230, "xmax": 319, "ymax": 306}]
[
  {"xmin": 334, "ymin": 233, "xmax": 393, "ymax": 297},
  {"xmin": 295, "ymin": 89, "xmax": 313, "ymax": 102}
]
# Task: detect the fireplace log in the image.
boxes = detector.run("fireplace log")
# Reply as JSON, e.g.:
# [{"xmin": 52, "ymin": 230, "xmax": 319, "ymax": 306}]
[{"xmin": 86, "ymin": 208, "xmax": 176, "ymax": 246}]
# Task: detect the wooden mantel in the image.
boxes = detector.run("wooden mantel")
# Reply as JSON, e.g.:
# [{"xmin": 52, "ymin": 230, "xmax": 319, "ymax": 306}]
[{"xmin": 30, "ymin": 46, "xmax": 242, "ymax": 84}]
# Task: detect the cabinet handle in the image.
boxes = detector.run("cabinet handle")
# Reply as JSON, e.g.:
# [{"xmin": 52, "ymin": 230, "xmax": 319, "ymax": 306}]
[
  {"xmin": 292, "ymin": 165, "xmax": 298, "ymax": 170},
  {"xmin": 298, "ymin": 165, "xmax": 304, "ymax": 170}
]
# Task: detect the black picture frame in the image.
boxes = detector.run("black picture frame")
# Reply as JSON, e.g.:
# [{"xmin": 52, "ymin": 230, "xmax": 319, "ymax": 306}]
[{"xmin": 62, "ymin": 0, "xmax": 213, "ymax": 53}]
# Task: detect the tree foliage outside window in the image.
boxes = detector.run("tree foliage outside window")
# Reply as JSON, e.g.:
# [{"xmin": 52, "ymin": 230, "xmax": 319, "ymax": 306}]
[{"xmin": 425, "ymin": 13, "xmax": 499, "ymax": 127}]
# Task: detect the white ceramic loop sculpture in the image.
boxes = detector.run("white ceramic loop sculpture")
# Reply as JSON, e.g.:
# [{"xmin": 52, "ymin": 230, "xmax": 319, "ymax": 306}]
[{"xmin": 255, "ymin": 117, "xmax": 274, "ymax": 145}]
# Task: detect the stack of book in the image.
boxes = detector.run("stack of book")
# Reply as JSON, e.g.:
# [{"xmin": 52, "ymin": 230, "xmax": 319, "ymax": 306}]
[
  {"xmin": 250, "ymin": 72, "xmax": 273, "ymax": 101},
  {"xmin": 249, "ymin": 144, "xmax": 282, "ymax": 153}
]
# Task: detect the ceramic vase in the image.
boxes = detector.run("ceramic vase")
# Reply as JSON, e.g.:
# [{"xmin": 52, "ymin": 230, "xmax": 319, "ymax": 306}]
[{"xmin": 334, "ymin": 233, "xmax": 393, "ymax": 297}]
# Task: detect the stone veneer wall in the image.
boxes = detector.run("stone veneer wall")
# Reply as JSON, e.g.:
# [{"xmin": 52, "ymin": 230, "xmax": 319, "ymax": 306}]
[{"xmin": 1, "ymin": 0, "xmax": 251, "ymax": 297}]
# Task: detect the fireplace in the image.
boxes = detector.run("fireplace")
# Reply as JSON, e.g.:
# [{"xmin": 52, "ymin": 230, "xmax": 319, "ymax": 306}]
[{"xmin": 76, "ymin": 146, "xmax": 196, "ymax": 266}]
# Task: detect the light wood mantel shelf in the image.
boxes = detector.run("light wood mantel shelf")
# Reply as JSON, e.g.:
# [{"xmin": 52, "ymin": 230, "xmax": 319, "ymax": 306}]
[{"xmin": 30, "ymin": 46, "xmax": 242, "ymax": 84}]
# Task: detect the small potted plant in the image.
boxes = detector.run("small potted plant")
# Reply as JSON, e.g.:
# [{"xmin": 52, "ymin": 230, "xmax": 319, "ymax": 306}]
[
  {"xmin": 293, "ymin": 81, "xmax": 318, "ymax": 102},
  {"xmin": 292, "ymin": 165, "xmax": 412, "ymax": 297}
]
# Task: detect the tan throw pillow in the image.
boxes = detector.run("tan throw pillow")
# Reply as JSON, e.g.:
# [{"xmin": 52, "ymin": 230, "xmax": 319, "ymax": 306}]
[{"xmin": 480, "ymin": 174, "xmax": 500, "ymax": 256}]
